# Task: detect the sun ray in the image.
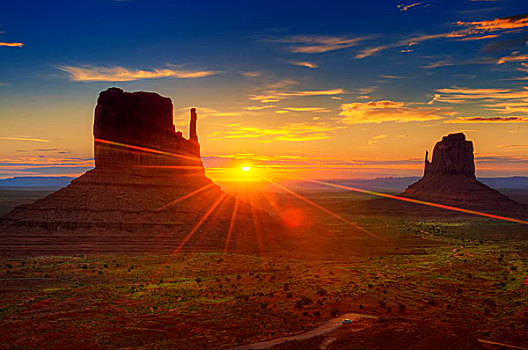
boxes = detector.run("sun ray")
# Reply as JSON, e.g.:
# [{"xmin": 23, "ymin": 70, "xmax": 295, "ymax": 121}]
[
  {"xmin": 249, "ymin": 195, "xmax": 265, "ymax": 258},
  {"xmin": 258, "ymin": 188, "xmax": 283, "ymax": 215},
  {"xmin": 310, "ymin": 180, "xmax": 528, "ymax": 225},
  {"xmin": 131, "ymin": 165, "xmax": 205, "ymax": 170},
  {"xmin": 223, "ymin": 198, "xmax": 239, "ymax": 255},
  {"xmin": 171, "ymin": 192, "xmax": 228, "ymax": 255},
  {"xmin": 260, "ymin": 176, "xmax": 378, "ymax": 238},
  {"xmin": 155, "ymin": 182, "xmax": 216, "ymax": 211}
]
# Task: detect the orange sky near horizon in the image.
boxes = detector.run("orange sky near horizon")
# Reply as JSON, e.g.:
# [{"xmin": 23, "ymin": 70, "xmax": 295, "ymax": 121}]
[{"xmin": 1, "ymin": 2, "xmax": 527, "ymax": 181}]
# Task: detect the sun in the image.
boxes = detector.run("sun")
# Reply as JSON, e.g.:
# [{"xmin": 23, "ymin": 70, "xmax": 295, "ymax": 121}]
[{"xmin": 241, "ymin": 166, "xmax": 251, "ymax": 172}]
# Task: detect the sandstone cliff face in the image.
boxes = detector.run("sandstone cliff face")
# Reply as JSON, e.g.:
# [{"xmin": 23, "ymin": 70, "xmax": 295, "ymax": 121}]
[
  {"xmin": 94, "ymin": 88, "xmax": 202, "ymax": 170},
  {"xmin": 403, "ymin": 133, "xmax": 518, "ymax": 209},
  {"xmin": 424, "ymin": 133, "xmax": 475, "ymax": 177}
]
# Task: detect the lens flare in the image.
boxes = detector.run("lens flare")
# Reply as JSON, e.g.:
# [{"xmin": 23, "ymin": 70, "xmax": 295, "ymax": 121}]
[
  {"xmin": 94, "ymin": 138, "xmax": 201, "ymax": 162},
  {"xmin": 260, "ymin": 176, "xmax": 378, "ymax": 238},
  {"xmin": 310, "ymin": 180, "xmax": 528, "ymax": 225}
]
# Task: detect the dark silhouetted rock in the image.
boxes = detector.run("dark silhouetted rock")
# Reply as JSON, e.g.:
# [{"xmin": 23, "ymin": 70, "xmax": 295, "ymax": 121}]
[
  {"xmin": 94, "ymin": 87, "xmax": 202, "ymax": 170},
  {"xmin": 424, "ymin": 133, "xmax": 475, "ymax": 177},
  {"xmin": 0, "ymin": 88, "xmax": 288, "ymax": 256},
  {"xmin": 402, "ymin": 133, "xmax": 520, "ymax": 209}
]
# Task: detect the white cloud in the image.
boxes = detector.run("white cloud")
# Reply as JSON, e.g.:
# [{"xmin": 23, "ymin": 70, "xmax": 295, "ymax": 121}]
[{"xmin": 58, "ymin": 65, "xmax": 219, "ymax": 82}]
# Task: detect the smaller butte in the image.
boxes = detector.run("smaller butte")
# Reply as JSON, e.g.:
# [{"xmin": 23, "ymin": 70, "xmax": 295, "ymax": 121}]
[{"xmin": 402, "ymin": 133, "xmax": 522, "ymax": 211}]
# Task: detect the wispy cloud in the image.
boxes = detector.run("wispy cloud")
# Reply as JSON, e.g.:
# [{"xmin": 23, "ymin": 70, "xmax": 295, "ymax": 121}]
[
  {"xmin": 0, "ymin": 42, "xmax": 23, "ymax": 47},
  {"xmin": 224, "ymin": 122, "xmax": 344, "ymax": 142},
  {"xmin": 277, "ymin": 89, "xmax": 344, "ymax": 97},
  {"xmin": 287, "ymin": 60, "xmax": 318, "ymax": 69},
  {"xmin": 0, "ymin": 155, "xmax": 94, "ymax": 177},
  {"xmin": 356, "ymin": 33, "xmax": 449, "ymax": 59},
  {"xmin": 243, "ymin": 105, "xmax": 276, "ymax": 111},
  {"xmin": 431, "ymin": 86, "xmax": 528, "ymax": 116},
  {"xmin": 430, "ymin": 86, "xmax": 528, "ymax": 106},
  {"xmin": 381, "ymin": 74, "xmax": 403, "ymax": 79},
  {"xmin": 356, "ymin": 13, "xmax": 528, "ymax": 59},
  {"xmin": 421, "ymin": 60, "xmax": 458, "ymax": 69},
  {"xmin": 340, "ymin": 100, "xmax": 448, "ymax": 124},
  {"xmin": 421, "ymin": 57, "xmax": 495, "ymax": 69},
  {"xmin": 497, "ymin": 52, "xmax": 528, "ymax": 64},
  {"xmin": 249, "ymin": 95, "xmax": 282, "ymax": 103},
  {"xmin": 458, "ymin": 34, "xmax": 499, "ymax": 41},
  {"xmin": 368, "ymin": 134, "xmax": 388, "ymax": 146},
  {"xmin": 58, "ymin": 65, "xmax": 219, "ymax": 82},
  {"xmin": 242, "ymin": 71, "xmax": 263, "ymax": 78},
  {"xmin": 250, "ymin": 88, "xmax": 345, "ymax": 103},
  {"xmin": 0, "ymin": 156, "xmax": 93, "ymax": 166},
  {"xmin": 497, "ymin": 144, "xmax": 528, "ymax": 148},
  {"xmin": 0, "ymin": 136, "xmax": 50, "ymax": 142},
  {"xmin": 445, "ymin": 116, "xmax": 526, "ymax": 123},
  {"xmin": 267, "ymin": 35, "xmax": 366, "ymax": 54},
  {"xmin": 397, "ymin": 2, "xmax": 428, "ymax": 11},
  {"xmin": 457, "ymin": 13, "xmax": 528, "ymax": 32},
  {"xmin": 483, "ymin": 101, "xmax": 528, "ymax": 113},
  {"xmin": 282, "ymin": 107, "xmax": 331, "ymax": 112}
]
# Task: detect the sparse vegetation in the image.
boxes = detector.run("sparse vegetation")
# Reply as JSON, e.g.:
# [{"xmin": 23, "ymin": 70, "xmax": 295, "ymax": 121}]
[{"xmin": 0, "ymin": 196, "xmax": 527, "ymax": 348}]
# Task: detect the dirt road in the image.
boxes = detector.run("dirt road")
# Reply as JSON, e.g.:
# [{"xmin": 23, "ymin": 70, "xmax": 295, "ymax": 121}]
[{"xmin": 233, "ymin": 313, "xmax": 378, "ymax": 350}]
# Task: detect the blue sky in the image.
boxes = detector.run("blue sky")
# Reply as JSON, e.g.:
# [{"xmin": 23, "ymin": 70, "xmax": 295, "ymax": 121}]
[{"xmin": 1, "ymin": 0, "xmax": 527, "ymax": 180}]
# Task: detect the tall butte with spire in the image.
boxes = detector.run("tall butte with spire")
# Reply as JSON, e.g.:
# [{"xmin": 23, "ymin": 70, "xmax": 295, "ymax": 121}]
[
  {"xmin": 0, "ymin": 88, "xmax": 285, "ymax": 255},
  {"xmin": 93, "ymin": 88, "xmax": 202, "ymax": 171},
  {"xmin": 402, "ymin": 133, "xmax": 521, "ymax": 210}
]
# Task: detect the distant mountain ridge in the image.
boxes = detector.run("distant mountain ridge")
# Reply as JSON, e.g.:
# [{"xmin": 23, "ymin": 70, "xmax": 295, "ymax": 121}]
[
  {"xmin": 0, "ymin": 176, "xmax": 74, "ymax": 188},
  {"xmin": 479, "ymin": 176, "xmax": 528, "ymax": 189}
]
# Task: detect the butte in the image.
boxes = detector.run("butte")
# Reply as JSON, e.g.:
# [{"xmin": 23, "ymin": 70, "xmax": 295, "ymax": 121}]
[
  {"xmin": 0, "ymin": 88, "xmax": 286, "ymax": 256},
  {"xmin": 364, "ymin": 133, "xmax": 526, "ymax": 216}
]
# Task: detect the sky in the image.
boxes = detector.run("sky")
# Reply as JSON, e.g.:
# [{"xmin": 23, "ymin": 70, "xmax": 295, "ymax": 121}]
[{"xmin": 1, "ymin": 0, "xmax": 528, "ymax": 181}]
